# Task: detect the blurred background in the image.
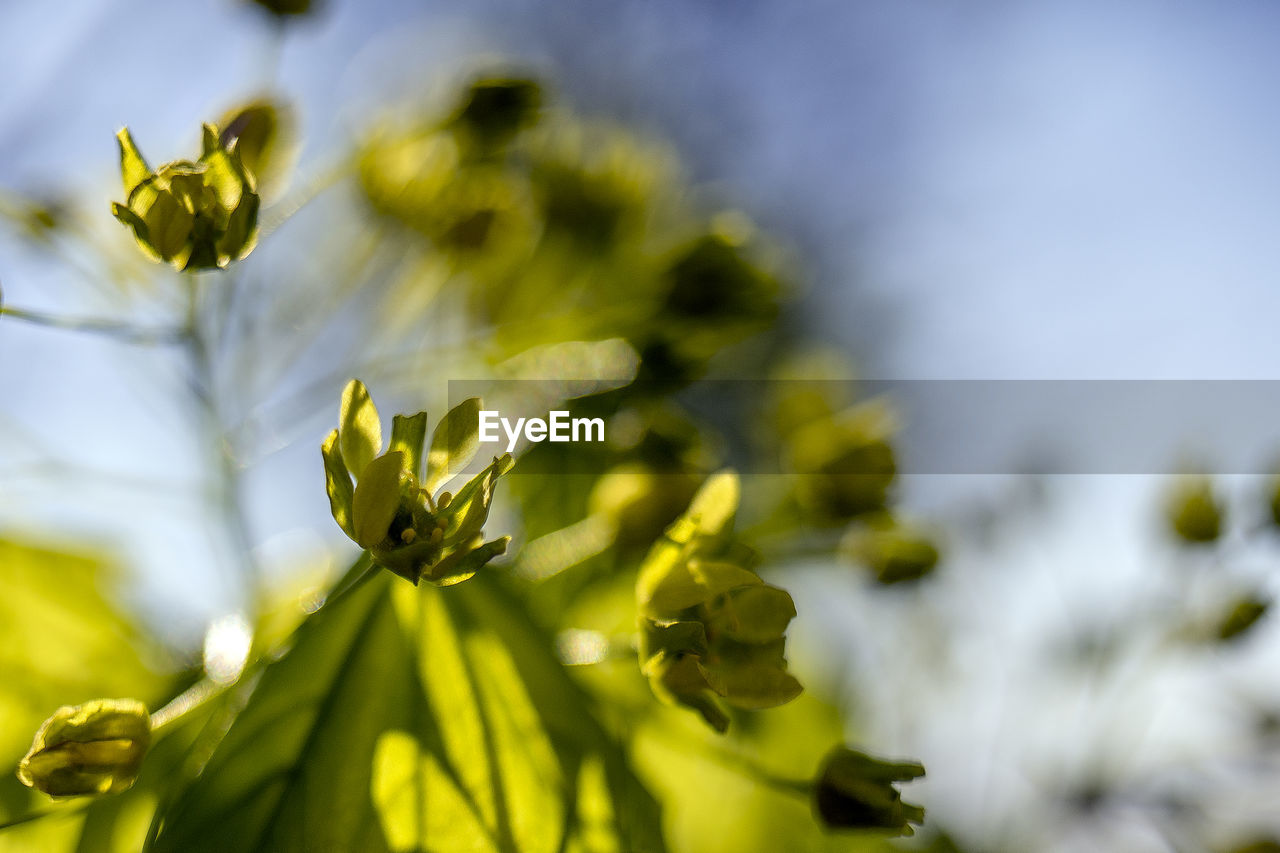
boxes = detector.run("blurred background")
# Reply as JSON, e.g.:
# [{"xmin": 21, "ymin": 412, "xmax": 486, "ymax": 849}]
[{"xmin": 5, "ymin": 1, "xmax": 1280, "ymax": 851}]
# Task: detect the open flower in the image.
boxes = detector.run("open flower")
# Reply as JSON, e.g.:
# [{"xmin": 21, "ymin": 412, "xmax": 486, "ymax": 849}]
[
  {"xmin": 17, "ymin": 699, "xmax": 151, "ymax": 798},
  {"xmin": 322, "ymin": 379, "xmax": 512, "ymax": 586},
  {"xmin": 636, "ymin": 470, "xmax": 802, "ymax": 732},
  {"xmin": 111, "ymin": 124, "xmax": 259, "ymax": 271}
]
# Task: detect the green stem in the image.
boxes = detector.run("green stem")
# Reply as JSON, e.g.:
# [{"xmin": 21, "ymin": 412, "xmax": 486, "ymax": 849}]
[
  {"xmin": 183, "ymin": 275, "xmax": 263, "ymax": 611},
  {"xmin": 150, "ymin": 678, "xmax": 227, "ymax": 734},
  {"xmin": 698, "ymin": 744, "xmax": 812, "ymax": 798},
  {"xmin": 0, "ymin": 304, "xmax": 184, "ymax": 345}
]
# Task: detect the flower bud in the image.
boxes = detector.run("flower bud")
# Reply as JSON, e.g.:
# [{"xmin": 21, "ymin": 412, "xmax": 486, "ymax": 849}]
[
  {"xmin": 787, "ymin": 399, "xmax": 898, "ymax": 523},
  {"xmin": 247, "ymin": 0, "xmax": 317, "ymax": 17},
  {"xmin": 111, "ymin": 125, "xmax": 259, "ymax": 271},
  {"xmin": 844, "ymin": 517, "xmax": 940, "ymax": 585},
  {"xmin": 448, "ymin": 77, "xmax": 543, "ymax": 147},
  {"xmin": 1166, "ymin": 476, "xmax": 1222, "ymax": 544},
  {"xmin": 813, "ymin": 747, "xmax": 926, "ymax": 836},
  {"xmin": 17, "ymin": 699, "xmax": 151, "ymax": 798}
]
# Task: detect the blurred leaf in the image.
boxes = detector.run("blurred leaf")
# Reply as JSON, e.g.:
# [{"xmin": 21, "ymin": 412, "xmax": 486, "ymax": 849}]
[
  {"xmin": 152, "ymin": 570, "xmax": 665, "ymax": 852},
  {"xmin": 0, "ymin": 538, "xmax": 166, "ymax": 778},
  {"xmin": 0, "ymin": 537, "xmax": 171, "ymax": 848}
]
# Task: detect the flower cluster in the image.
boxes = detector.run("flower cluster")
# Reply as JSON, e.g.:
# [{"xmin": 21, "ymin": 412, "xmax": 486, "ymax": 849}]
[
  {"xmin": 636, "ymin": 470, "xmax": 802, "ymax": 732},
  {"xmin": 322, "ymin": 380, "xmax": 512, "ymax": 586}
]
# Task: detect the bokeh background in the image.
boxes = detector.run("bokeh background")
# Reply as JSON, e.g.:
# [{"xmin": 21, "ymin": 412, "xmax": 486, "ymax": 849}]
[{"xmin": 5, "ymin": 2, "xmax": 1280, "ymax": 851}]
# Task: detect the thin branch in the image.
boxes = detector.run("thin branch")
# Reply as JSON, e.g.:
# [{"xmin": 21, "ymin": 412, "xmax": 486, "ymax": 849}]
[
  {"xmin": 183, "ymin": 275, "xmax": 264, "ymax": 606},
  {"xmin": 0, "ymin": 304, "xmax": 184, "ymax": 346}
]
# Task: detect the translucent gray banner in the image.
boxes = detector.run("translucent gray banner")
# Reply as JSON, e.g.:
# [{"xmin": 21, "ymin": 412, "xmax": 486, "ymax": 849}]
[{"xmin": 446, "ymin": 380, "xmax": 1280, "ymax": 475}]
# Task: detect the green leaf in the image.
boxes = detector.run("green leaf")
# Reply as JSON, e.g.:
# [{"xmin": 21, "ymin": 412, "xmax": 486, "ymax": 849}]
[
  {"xmin": 425, "ymin": 397, "xmax": 482, "ymax": 495},
  {"xmin": 352, "ymin": 451, "xmax": 405, "ymax": 549},
  {"xmin": 151, "ymin": 570, "xmax": 409, "ymax": 853},
  {"xmin": 339, "ymin": 379, "xmax": 383, "ymax": 480},
  {"xmin": 321, "ymin": 430, "xmax": 356, "ymax": 540},
  {"xmin": 151, "ymin": 570, "xmax": 666, "ymax": 853},
  {"xmin": 0, "ymin": 537, "xmax": 168, "ymax": 840},
  {"xmin": 388, "ymin": 412, "xmax": 428, "ymax": 482},
  {"xmin": 0, "ymin": 539, "xmax": 165, "ymax": 774},
  {"xmin": 116, "ymin": 128, "xmax": 151, "ymax": 196}
]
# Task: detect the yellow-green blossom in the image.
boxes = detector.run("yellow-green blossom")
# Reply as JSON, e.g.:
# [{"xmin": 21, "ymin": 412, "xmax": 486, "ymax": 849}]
[
  {"xmin": 111, "ymin": 124, "xmax": 259, "ymax": 271},
  {"xmin": 636, "ymin": 470, "xmax": 802, "ymax": 732},
  {"xmin": 322, "ymin": 380, "xmax": 512, "ymax": 586}
]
